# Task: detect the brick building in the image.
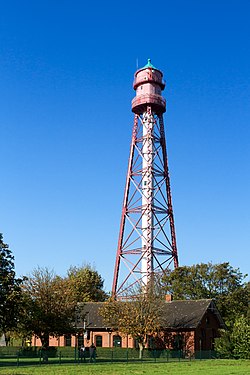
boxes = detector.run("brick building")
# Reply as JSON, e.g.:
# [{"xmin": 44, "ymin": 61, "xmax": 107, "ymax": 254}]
[{"xmin": 32, "ymin": 299, "xmax": 225, "ymax": 353}]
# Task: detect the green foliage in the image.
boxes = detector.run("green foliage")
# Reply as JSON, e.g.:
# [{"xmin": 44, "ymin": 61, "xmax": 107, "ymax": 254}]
[
  {"xmin": 15, "ymin": 264, "xmax": 107, "ymax": 346},
  {"xmin": 214, "ymin": 330, "xmax": 234, "ymax": 358},
  {"xmin": 232, "ymin": 315, "xmax": 250, "ymax": 359},
  {"xmin": 215, "ymin": 315, "xmax": 250, "ymax": 359},
  {"xmin": 22, "ymin": 267, "xmax": 76, "ymax": 348},
  {"xmin": 66, "ymin": 264, "xmax": 107, "ymax": 302},
  {"xmin": 0, "ymin": 233, "xmax": 24, "ymax": 341},
  {"xmin": 162, "ymin": 262, "xmax": 248, "ymax": 327}
]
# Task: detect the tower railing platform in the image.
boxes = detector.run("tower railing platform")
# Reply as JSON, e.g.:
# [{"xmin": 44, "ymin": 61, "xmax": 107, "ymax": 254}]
[{"xmin": 132, "ymin": 94, "xmax": 166, "ymax": 113}]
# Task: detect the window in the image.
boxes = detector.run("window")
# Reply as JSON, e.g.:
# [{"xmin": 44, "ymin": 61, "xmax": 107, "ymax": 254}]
[
  {"xmin": 173, "ymin": 334, "xmax": 183, "ymax": 350},
  {"xmin": 201, "ymin": 328, "xmax": 206, "ymax": 338},
  {"xmin": 86, "ymin": 330, "xmax": 90, "ymax": 340},
  {"xmin": 95, "ymin": 335, "xmax": 103, "ymax": 347},
  {"xmin": 148, "ymin": 337, "xmax": 155, "ymax": 349},
  {"xmin": 113, "ymin": 335, "xmax": 122, "ymax": 347},
  {"xmin": 64, "ymin": 334, "xmax": 72, "ymax": 347},
  {"xmin": 77, "ymin": 335, "xmax": 84, "ymax": 347}
]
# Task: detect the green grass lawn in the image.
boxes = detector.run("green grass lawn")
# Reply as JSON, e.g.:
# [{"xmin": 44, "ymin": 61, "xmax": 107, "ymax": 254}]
[{"xmin": 0, "ymin": 360, "xmax": 249, "ymax": 375}]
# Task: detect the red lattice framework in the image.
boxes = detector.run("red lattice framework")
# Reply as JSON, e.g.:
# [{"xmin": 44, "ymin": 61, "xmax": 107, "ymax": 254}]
[{"xmin": 112, "ymin": 106, "xmax": 178, "ymax": 299}]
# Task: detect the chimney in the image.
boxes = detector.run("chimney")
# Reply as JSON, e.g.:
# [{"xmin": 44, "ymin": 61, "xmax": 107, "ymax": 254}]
[{"xmin": 165, "ymin": 294, "xmax": 173, "ymax": 302}]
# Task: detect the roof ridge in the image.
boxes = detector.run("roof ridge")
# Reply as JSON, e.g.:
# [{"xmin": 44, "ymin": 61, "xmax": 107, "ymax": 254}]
[{"xmin": 168, "ymin": 298, "xmax": 213, "ymax": 302}]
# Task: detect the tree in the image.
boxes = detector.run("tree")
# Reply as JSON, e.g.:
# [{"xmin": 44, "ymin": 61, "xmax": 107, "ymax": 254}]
[
  {"xmin": 0, "ymin": 234, "xmax": 23, "ymax": 344},
  {"xmin": 22, "ymin": 267, "xmax": 76, "ymax": 348},
  {"xmin": 231, "ymin": 315, "xmax": 250, "ymax": 359},
  {"xmin": 20, "ymin": 264, "xmax": 107, "ymax": 347},
  {"xmin": 100, "ymin": 287, "xmax": 166, "ymax": 358},
  {"xmin": 161, "ymin": 262, "xmax": 248, "ymax": 327},
  {"xmin": 215, "ymin": 315, "xmax": 250, "ymax": 359},
  {"xmin": 66, "ymin": 264, "xmax": 107, "ymax": 302}
]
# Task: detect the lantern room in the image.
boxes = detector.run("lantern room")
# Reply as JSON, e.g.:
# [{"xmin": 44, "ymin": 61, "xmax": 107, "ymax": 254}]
[{"xmin": 131, "ymin": 59, "xmax": 166, "ymax": 114}]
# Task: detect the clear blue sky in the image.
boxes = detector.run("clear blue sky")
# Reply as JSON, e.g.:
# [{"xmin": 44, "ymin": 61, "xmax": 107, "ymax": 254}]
[{"xmin": 1, "ymin": 0, "xmax": 249, "ymax": 291}]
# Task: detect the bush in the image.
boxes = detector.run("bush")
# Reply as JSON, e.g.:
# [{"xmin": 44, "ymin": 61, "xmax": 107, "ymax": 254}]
[
  {"xmin": 0, "ymin": 346, "xmax": 20, "ymax": 356},
  {"xmin": 215, "ymin": 316, "xmax": 250, "ymax": 359}
]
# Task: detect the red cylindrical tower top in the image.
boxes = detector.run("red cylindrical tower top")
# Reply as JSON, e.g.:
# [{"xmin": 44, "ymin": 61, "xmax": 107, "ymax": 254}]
[{"xmin": 132, "ymin": 59, "xmax": 166, "ymax": 114}]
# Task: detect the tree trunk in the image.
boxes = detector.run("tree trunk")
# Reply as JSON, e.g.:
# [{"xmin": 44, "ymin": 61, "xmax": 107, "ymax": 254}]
[
  {"xmin": 138, "ymin": 342, "xmax": 144, "ymax": 359},
  {"xmin": 4, "ymin": 332, "xmax": 10, "ymax": 346}
]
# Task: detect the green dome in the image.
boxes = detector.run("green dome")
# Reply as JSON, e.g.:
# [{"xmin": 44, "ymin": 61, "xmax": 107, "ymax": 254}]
[{"xmin": 142, "ymin": 58, "xmax": 157, "ymax": 69}]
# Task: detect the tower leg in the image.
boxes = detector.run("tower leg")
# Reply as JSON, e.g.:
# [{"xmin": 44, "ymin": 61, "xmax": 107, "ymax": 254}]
[
  {"xmin": 159, "ymin": 115, "xmax": 179, "ymax": 268},
  {"xmin": 112, "ymin": 116, "xmax": 138, "ymax": 297}
]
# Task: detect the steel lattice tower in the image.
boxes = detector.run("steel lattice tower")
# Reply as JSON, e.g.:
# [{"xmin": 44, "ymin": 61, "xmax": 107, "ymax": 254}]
[{"xmin": 112, "ymin": 59, "xmax": 179, "ymax": 299}]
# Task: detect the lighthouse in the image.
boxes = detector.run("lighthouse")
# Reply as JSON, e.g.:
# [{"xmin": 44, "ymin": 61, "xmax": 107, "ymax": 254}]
[{"xmin": 112, "ymin": 60, "xmax": 178, "ymax": 298}]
